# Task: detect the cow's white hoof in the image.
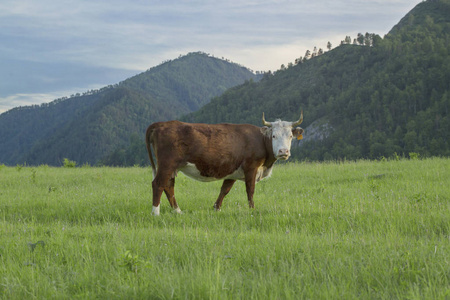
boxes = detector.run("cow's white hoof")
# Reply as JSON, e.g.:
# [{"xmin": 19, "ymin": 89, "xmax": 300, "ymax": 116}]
[
  {"xmin": 152, "ymin": 205, "xmax": 160, "ymax": 216},
  {"xmin": 173, "ymin": 207, "xmax": 182, "ymax": 214}
]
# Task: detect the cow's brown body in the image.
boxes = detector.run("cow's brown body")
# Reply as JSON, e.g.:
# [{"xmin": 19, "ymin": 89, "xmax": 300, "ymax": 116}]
[{"xmin": 146, "ymin": 114, "xmax": 303, "ymax": 215}]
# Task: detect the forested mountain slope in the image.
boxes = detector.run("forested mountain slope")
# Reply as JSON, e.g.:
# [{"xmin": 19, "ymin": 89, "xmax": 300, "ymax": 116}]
[
  {"xmin": 0, "ymin": 52, "xmax": 259, "ymax": 165},
  {"xmin": 0, "ymin": 94, "xmax": 100, "ymax": 165},
  {"xmin": 184, "ymin": 0, "xmax": 450, "ymax": 161},
  {"xmin": 2, "ymin": 0, "xmax": 448, "ymax": 166}
]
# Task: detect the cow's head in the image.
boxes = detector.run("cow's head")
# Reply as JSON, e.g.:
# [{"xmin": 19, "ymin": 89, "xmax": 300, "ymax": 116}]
[{"xmin": 262, "ymin": 111, "xmax": 304, "ymax": 160}]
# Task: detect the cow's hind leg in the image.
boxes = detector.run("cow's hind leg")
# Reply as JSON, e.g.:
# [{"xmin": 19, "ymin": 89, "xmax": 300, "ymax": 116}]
[
  {"xmin": 164, "ymin": 177, "xmax": 182, "ymax": 214},
  {"xmin": 152, "ymin": 179, "xmax": 164, "ymax": 216},
  {"xmin": 213, "ymin": 179, "xmax": 236, "ymax": 211},
  {"xmin": 152, "ymin": 169, "xmax": 175, "ymax": 216}
]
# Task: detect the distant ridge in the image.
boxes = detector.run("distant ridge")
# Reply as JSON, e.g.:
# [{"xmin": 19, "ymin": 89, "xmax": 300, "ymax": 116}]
[{"xmin": 0, "ymin": 52, "xmax": 260, "ymax": 166}]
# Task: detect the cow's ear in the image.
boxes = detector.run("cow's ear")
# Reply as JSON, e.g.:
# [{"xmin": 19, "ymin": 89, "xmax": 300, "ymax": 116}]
[
  {"xmin": 292, "ymin": 127, "xmax": 304, "ymax": 140},
  {"xmin": 260, "ymin": 126, "xmax": 270, "ymax": 135}
]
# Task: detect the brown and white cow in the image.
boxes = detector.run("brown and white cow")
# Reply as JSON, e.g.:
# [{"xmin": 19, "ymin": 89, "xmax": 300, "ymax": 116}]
[{"xmin": 145, "ymin": 111, "xmax": 304, "ymax": 215}]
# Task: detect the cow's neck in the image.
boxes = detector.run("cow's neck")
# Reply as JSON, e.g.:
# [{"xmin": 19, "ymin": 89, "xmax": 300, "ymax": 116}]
[{"xmin": 263, "ymin": 134, "xmax": 277, "ymax": 168}]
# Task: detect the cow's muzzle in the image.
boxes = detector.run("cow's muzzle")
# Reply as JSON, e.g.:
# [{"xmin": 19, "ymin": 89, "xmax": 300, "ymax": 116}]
[{"xmin": 277, "ymin": 149, "xmax": 290, "ymax": 160}]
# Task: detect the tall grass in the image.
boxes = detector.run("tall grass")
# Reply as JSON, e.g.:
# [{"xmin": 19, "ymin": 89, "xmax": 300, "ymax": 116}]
[{"xmin": 0, "ymin": 159, "xmax": 449, "ymax": 299}]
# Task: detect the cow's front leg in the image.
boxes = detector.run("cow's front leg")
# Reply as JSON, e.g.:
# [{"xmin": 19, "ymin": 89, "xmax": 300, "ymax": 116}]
[
  {"xmin": 244, "ymin": 171, "xmax": 257, "ymax": 209},
  {"xmin": 214, "ymin": 179, "xmax": 236, "ymax": 211}
]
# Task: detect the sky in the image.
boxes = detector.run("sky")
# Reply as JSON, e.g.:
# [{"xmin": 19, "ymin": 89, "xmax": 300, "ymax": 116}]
[{"xmin": 0, "ymin": 0, "xmax": 422, "ymax": 113}]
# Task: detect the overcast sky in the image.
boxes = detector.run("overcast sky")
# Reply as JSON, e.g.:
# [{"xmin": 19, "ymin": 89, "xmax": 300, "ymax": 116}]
[{"xmin": 0, "ymin": 0, "xmax": 421, "ymax": 113}]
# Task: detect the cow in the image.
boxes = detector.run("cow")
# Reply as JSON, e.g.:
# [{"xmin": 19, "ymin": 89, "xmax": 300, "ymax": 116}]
[{"xmin": 145, "ymin": 111, "xmax": 304, "ymax": 215}]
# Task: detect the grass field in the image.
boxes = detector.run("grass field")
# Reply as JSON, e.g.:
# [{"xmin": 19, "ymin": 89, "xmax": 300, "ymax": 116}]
[{"xmin": 0, "ymin": 158, "xmax": 449, "ymax": 299}]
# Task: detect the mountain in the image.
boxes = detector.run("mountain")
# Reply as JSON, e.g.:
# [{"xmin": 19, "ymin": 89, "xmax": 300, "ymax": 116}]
[
  {"xmin": 2, "ymin": 0, "xmax": 448, "ymax": 166},
  {"xmin": 183, "ymin": 0, "xmax": 450, "ymax": 160},
  {"xmin": 0, "ymin": 52, "xmax": 260, "ymax": 166}
]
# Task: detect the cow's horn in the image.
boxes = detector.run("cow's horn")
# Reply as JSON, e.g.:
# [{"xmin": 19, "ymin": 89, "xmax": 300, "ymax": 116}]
[
  {"xmin": 262, "ymin": 112, "xmax": 272, "ymax": 127},
  {"xmin": 291, "ymin": 110, "xmax": 303, "ymax": 127}
]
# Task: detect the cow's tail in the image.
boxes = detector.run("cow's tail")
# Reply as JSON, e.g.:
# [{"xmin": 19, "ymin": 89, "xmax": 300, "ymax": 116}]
[{"xmin": 145, "ymin": 126, "xmax": 157, "ymax": 179}]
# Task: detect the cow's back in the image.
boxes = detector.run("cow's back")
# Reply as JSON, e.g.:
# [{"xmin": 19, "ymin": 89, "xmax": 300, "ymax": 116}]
[{"xmin": 147, "ymin": 121, "xmax": 268, "ymax": 179}]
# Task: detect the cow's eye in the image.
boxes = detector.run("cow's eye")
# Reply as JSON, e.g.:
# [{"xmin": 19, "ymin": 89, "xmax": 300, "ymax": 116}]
[{"xmin": 272, "ymin": 135, "xmax": 276, "ymax": 139}]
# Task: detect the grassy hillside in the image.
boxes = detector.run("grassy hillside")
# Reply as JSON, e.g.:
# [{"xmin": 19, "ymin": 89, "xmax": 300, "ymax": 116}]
[
  {"xmin": 0, "ymin": 52, "xmax": 259, "ymax": 166},
  {"xmin": 0, "ymin": 158, "xmax": 449, "ymax": 298},
  {"xmin": 184, "ymin": 0, "xmax": 450, "ymax": 161}
]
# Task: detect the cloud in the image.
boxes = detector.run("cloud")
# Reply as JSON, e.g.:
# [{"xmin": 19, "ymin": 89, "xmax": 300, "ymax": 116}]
[
  {"xmin": 0, "ymin": 0, "xmax": 421, "ymax": 112},
  {"xmin": 0, "ymin": 58, "xmax": 138, "ymax": 95},
  {"xmin": 0, "ymin": 0, "xmax": 417, "ymax": 67},
  {"xmin": 0, "ymin": 92, "xmax": 71, "ymax": 114}
]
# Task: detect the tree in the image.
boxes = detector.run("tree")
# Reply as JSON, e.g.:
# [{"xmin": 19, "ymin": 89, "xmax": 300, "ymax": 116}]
[
  {"xmin": 304, "ymin": 50, "xmax": 311, "ymax": 61},
  {"xmin": 327, "ymin": 41, "xmax": 332, "ymax": 51},
  {"xmin": 357, "ymin": 33, "xmax": 364, "ymax": 45},
  {"xmin": 364, "ymin": 32, "xmax": 372, "ymax": 46},
  {"xmin": 372, "ymin": 34, "xmax": 382, "ymax": 47}
]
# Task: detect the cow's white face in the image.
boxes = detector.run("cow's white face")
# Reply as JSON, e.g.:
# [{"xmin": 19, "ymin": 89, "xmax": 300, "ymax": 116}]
[
  {"xmin": 270, "ymin": 121, "xmax": 295, "ymax": 160},
  {"xmin": 262, "ymin": 111, "xmax": 304, "ymax": 160}
]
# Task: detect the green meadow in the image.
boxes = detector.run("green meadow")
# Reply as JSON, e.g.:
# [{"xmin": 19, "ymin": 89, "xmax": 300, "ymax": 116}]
[{"xmin": 0, "ymin": 158, "xmax": 449, "ymax": 299}]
